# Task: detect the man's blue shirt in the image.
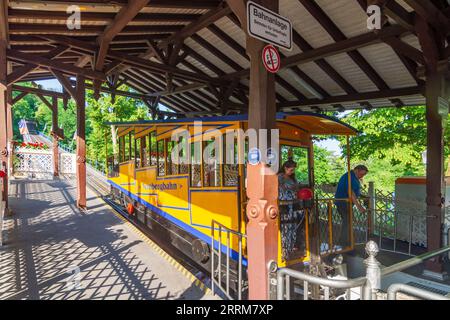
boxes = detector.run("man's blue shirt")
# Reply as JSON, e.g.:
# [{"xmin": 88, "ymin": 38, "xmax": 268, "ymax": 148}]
[{"xmin": 335, "ymin": 171, "xmax": 361, "ymax": 200}]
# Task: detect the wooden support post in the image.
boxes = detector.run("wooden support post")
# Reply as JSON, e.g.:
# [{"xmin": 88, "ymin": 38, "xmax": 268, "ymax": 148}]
[
  {"xmin": 228, "ymin": 0, "xmax": 279, "ymax": 300},
  {"xmin": 76, "ymin": 76, "xmax": 87, "ymax": 209},
  {"xmin": 414, "ymin": 12, "xmax": 448, "ymax": 279},
  {"xmin": 423, "ymin": 71, "xmax": 448, "ymax": 278},
  {"xmin": 6, "ymin": 84, "xmax": 13, "ymax": 180},
  {"xmin": 51, "ymin": 97, "xmax": 59, "ymax": 178},
  {"xmin": 0, "ymin": 39, "xmax": 8, "ymax": 211}
]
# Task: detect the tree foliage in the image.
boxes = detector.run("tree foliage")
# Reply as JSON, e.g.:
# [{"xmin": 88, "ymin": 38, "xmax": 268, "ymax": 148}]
[
  {"xmin": 12, "ymin": 83, "xmax": 151, "ymax": 169},
  {"xmin": 337, "ymin": 107, "xmax": 449, "ymax": 191}
]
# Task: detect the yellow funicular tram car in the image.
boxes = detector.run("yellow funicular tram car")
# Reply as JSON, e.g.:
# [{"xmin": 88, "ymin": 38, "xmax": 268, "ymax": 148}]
[{"xmin": 105, "ymin": 111, "xmax": 357, "ymax": 296}]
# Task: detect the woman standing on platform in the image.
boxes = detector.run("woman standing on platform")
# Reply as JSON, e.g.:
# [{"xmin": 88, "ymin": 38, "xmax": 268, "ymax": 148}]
[{"xmin": 278, "ymin": 159, "xmax": 300, "ymax": 261}]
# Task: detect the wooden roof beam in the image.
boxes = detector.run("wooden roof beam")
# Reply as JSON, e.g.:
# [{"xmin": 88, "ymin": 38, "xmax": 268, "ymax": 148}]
[
  {"xmin": 279, "ymin": 85, "xmax": 423, "ymax": 108},
  {"xmin": 383, "ymin": 36, "xmax": 425, "ymax": 64},
  {"xmin": 12, "ymin": 84, "xmax": 66, "ymax": 99},
  {"xmin": 299, "ymin": 0, "xmax": 390, "ymax": 91},
  {"xmin": 404, "ymin": 0, "xmax": 450, "ymax": 34},
  {"xmin": 125, "ymin": 69, "xmax": 201, "ymax": 112},
  {"xmin": 21, "ymin": 0, "xmax": 222, "ymax": 9},
  {"xmin": 7, "ymin": 48, "xmax": 106, "ymax": 81},
  {"xmin": 40, "ymin": 35, "xmax": 220, "ymax": 84},
  {"xmin": 0, "ymin": 0, "xmax": 8, "ymax": 45},
  {"xmin": 8, "ymin": 9, "xmax": 201, "ymax": 23},
  {"xmin": 223, "ymin": 24, "xmax": 409, "ymax": 80},
  {"xmin": 158, "ymin": 2, "xmax": 232, "ymax": 49},
  {"xmin": 9, "ymin": 24, "xmax": 181, "ymax": 35},
  {"xmin": 95, "ymin": 0, "xmax": 150, "ymax": 73},
  {"xmin": 7, "ymin": 45, "xmax": 68, "ymax": 85}
]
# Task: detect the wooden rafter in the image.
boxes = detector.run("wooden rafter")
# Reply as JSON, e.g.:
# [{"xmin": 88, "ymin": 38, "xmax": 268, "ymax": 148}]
[
  {"xmin": 11, "ymin": 91, "xmax": 27, "ymax": 104},
  {"xmin": 41, "ymin": 35, "xmax": 221, "ymax": 84},
  {"xmin": 7, "ymin": 48, "xmax": 106, "ymax": 80},
  {"xmin": 405, "ymin": 0, "xmax": 450, "ymax": 34},
  {"xmin": 8, "ymin": 9, "xmax": 202, "ymax": 24},
  {"xmin": 224, "ymin": 24, "xmax": 409, "ymax": 80},
  {"xmin": 7, "ymin": 45, "xmax": 68, "ymax": 85},
  {"xmin": 299, "ymin": 0, "xmax": 389, "ymax": 90},
  {"xmin": 95, "ymin": 0, "xmax": 150, "ymax": 73},
  {"xmin": 158, "ymin": 2, "xmax": 232, "ymax": 49},
  {"xmin": 5, "ymin": 0, "xmax": 437, "ymax": 115},
  {"xmin": 0, "ymin": 0, "xmax": 8, "ymax": 46},
  {"xmin": 227, "ymin": 14, "xmax": 331, "ymax": 98},
  {"xmin": 50, "ymin": 69, "xmax": 77, "ymax": 99},
  {"xmin": 9, "ymin": 0, "xmax": 222, "ymax": 9},
  {"xmin": 279, "ymin": 86, "xmax": 423, "ymax": 108}
]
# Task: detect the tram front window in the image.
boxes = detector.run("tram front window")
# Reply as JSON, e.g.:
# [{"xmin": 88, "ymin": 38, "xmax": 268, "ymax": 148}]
[{"xmin": 281, "ymin": 145, "xmax": 310, "ymax": 187}]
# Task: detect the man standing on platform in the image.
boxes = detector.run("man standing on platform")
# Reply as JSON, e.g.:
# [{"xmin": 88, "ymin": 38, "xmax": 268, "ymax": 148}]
[{"xmin": 334, "ymin": 165, "xmax": 368, "ymax": 248}]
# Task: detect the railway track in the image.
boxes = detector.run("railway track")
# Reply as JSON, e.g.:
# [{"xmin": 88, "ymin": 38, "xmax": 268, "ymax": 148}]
[
  {"xmin": 84, "ymin": 167, "xmax": 212, "ymax": 293},
  {"xmin": 26, "ymin": 133, "xmax": 215, "ymax": 297}
]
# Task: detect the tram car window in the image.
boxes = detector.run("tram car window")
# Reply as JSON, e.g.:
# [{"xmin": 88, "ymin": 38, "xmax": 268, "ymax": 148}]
[
  {"xmin": 166, "ymin": 139, "xmax": 177, "ymax": 175},
  {"xmin": 190, "ymin": 142, "xmax": 202, "ymax": 187},
  {"xmin": 124, "ymin": 132, "xmax": 130, "ymax": 162},
  {"xmin": 223, "ymin": 139, "xmax": 239, "ymax": 187},
  {"xmin": 118, "ymin": 135, "xmax": 125, "ymax": 163},
  {"xmin": 203, "ymin": 139, "xmax": 222, "ymax": 187},
  {"xmin": 149, "ymin": 131, "xmax": 157, "ymax": 166},
  {"xmin": 135, "ymin": 136, "xmax": 141, "ymax": 168},
  {"xmin": 157, "ymin": 139, "xmax": 165, "ymax": 176},
  {"xmin": 141, "ymin": 135, "xmax": 149, "ymax": 168},
  {"xmin": 179, "ymin": 136, "xmax": 189, "ymax": 175},
  {"xmin": 130, "ymin": 132, "xmax": 135, "ymax": 161}
]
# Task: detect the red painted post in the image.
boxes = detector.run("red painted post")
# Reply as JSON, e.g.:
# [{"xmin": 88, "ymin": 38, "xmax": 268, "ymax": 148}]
[
  {"xmin": 6, "ymin": 87, "xmax": 13, "ymax": 180},
  {"xmin": 76, "ymin": 76, "xmax": 87, "ymax": 209},
  {"xmin": 52, "ymin": 97, "xmax": 59, "ymax": 177},
  {"xmin": 227, "ymin": 0, "xmax": 279, "ymax": 300},
  {"xmin": 423, "ymin": 71, "xmax": 448, "ymax": 278},
  {"xmin": 0, "ymin": 39, "xmax": 8, "ymax": 212}
]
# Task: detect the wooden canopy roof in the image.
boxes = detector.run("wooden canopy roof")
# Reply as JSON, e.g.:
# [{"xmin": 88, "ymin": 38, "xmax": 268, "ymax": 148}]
[{"xmin": 3, "ymin": 0, "xmax": 448, "ymax": 117}]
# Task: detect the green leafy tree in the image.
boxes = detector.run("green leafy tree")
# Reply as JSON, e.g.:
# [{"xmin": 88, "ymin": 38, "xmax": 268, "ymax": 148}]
[{"xmin": 337, "ymin": 107, "xmax": 449, "ymax": 191}]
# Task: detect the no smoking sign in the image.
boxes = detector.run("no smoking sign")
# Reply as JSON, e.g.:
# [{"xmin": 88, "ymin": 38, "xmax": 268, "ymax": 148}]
[{"xmin": 262, "ymin": 45, "xmax": 281, "ymax": 73}]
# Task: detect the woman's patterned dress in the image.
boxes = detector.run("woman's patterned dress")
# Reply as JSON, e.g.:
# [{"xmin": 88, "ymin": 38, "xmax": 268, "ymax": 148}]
[{"xmin": 278, "ymin": 174, "xmax": 300, "ymax": 261}]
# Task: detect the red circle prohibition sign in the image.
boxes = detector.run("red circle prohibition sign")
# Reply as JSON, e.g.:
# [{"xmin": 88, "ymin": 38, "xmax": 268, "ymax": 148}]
[{"xmin": 262, "ymin": 45, "xmax": 281, "ymax": 73}]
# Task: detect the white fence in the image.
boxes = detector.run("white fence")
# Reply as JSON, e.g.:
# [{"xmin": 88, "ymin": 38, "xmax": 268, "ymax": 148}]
[
  {"xmin": 60, "ymin": 153, "xmax": 76, "ymax": 175},
  {"xmin": 14, "ymin": 148, "xmax": 76, "ymax": 176}
]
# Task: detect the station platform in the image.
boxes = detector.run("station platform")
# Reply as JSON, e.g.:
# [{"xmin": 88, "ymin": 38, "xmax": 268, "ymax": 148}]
[{"xmin": 0, "ymin": 178, "xmax": 218, "ymax": 300}]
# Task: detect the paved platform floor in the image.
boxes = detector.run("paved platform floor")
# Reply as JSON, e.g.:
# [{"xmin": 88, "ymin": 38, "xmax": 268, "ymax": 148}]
[{"xmin": 0, "ymin": 178, "xmax": 217, "ymax": 300}]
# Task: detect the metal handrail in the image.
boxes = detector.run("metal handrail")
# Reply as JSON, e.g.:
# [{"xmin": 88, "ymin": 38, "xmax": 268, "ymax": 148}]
[
  {"xmin": 276, "ymin": 267, "xmax": 371, "ymax": 300},
  {"xmin": 276, "ymin": 242, "xmax": 450, "ymax": 300},
  {"xmin": 387, "ymin": 283, "xmax": 450, "ymax": 300},
  {"xmin": 211, "ymin": 220, "xmax": 246, "ymax": 300},
  {"xmin": 381, "ymin": 245, "xmax": 450, "ymax": 276}
]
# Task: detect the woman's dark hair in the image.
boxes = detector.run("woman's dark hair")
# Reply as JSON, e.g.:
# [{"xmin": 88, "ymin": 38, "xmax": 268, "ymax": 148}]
[{"xmin": 278, "ymin": 159, "xmax": 297, "ymax": 181}]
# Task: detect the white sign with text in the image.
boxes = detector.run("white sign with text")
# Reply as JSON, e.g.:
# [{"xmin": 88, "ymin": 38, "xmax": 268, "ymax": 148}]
[{"xmin": 247, "ymin": 1, "xmax": 293, "ymax": 51}]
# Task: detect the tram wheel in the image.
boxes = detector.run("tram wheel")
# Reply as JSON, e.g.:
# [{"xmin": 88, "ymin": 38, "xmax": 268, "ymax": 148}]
[{"xmin": 192, "ymin": 239, "xmax": 210, "ymax": 264}]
